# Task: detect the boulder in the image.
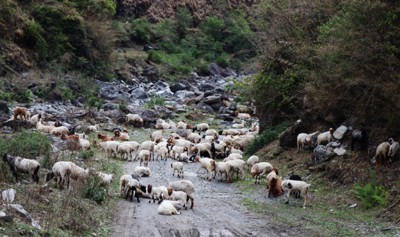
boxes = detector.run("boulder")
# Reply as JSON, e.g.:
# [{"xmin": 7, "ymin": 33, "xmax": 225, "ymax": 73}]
[
  {"xmin": 312, "ymin": 145, "xmax": 335, "ymax": 163},
  {"xmin": 195, "ymin": 101, "xmax": 215, "ymax": 114},
  {"xmin": 175, "ymin": 90, "xmax": 196, "ymax": 102},
  {"xmin": 10, "ymin": 204, "xmax": 41, "ymax": 229},
  {"xmin": 130, "ymin": 87, "xmax": 148, "ymax": 100},
  {"xmin": 333, "ymin": 125, "xmax": 349, "ymax": 140},
  {"xmin": 202, "ymin": 95, "xmax": 221, "ymax": 105},
  {"xmin": 170, "ymin": 82, "xmax": 188, "ymax": 93},
  {"xmin": 198, "ymin": 83, "xmax": 215, "ymax": 92}
]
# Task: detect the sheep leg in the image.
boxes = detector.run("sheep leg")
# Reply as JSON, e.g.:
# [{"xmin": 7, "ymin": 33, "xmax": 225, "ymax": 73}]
[{"xmin": 285, "ymin": 190, "xmax": 291, "ymax": 204}]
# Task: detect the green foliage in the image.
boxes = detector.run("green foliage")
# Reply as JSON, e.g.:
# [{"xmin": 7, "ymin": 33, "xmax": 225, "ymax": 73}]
[
  {"xmin": 145, "ymin": 95, "xmax": 165, "ymax": 109},
  {"xmin": 80, "ymin": 149, "xmax": 94, "ymax": 160},
  {"xmin": 244, "ymin": 121, "xmax": 289, "ymax": 156},
  {"xmin": 354, "ymin": 182, "xmax": 388, "ymax": 209},
  {"xmin": 0, "ymin": 130, "xmax": 51, "ymax": 159},
  {"xmin": 130, "ymin": 18, "xmax": 152, "ymax": 44},
  {"xmin": 175, "ymin": 6, "xmax": 192, "ymax": 38},
  {"xmin": 118, "ymin": 100, "xmax": 127, "ymax": 112},
  {"xmin": 83, "ymin": 175, "xmax": 106, "ymax": 204},
  {"xmin": 0, "ymin": 90, "xmax": 13, "ymax": 101}
]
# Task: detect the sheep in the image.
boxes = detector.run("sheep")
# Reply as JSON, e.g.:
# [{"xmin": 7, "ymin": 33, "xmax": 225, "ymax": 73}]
[
  {"xmin": 215, "ymin": 161, "xmax": 232, "ymax": 182},
  {"xmin": 232, "ymin": 136, "xmax": 254, "ymax": 151},
  {"xmin": 124, "ymin": 141, "xmax": 140, "ymax": 161},
  {"xmin": 157, "ymin": 200, "xmax": 181, "ymax": 215},
  {"xmin": 251, "ymin": 162, "xmax": 273, "ymax": 184},
  {"xmin": 13, "ymin": 106, "xmax": 30, "ymax": 120},
  {"xmin": 97, "ymin": 133, "xmax": 114, "ymax": 142},
  {"xmin": 138, "ymin": 150, "xmax": 151, "ymax": 167},
  {"xmin": 126, "ymin": 113, "xmax": 144, "ymax": 127},
  {"xmin": 79, "ymin": 138, "xmax": 91, "ymax": 151},
  {"xmin": 171, "ymin": 162, "xmax": 184, "ymax": 178},
  {"xmin": 388, "ymin": 138, "xmax": 399, "ymax": 162},
  {"xmin": 150, "ymin": 130, "xmax": 163, "ymax": 143},
  {"xmin": 211, "ymin": 141, "xmax": 227, "ymax": 159},
  {"xmin": 176, "ymin": 120, "xmax": 191, "ymax": 129},
  {"xmin": 166, "ymin": 187, "xmax": 194, "ymax": 209},
  {"xmin": 289, "ymin": 174, "xmax": 302, "ymax": 198},
  {"xmin": 119, "ymin": 174, "xmax": 141, "ymax": 202},
  {"xmin": 225, "ymin": 159, "xmax": 246, "ymax": 180},
  {"xmin": 266, "ymin": 168, "xmax": 283, "ymax": 198},
  {"xmin": 168, "ymin": 180, "xmax": 195, "ymax": 195},
  {"xmin": 250, "ymin": 122, "xmax": 259, "ymax": 133},
  {"xmin": 155, "ymin": 146, "xmax": 169, "ymax": 161},
  {"xmin": 46, "ymin": 161, "xmax": 93, "ymax": 189},
  {"xmin": 96, "ymin": 172, "xmax": 114, "ymax": 187},
  {"xmin": 187, "ymin": 133, "xmax": 202, "ymax": 144},
  {"xmin": 374, "ymin": 141, "xmax": 390, "ymax": 166},
  {"xmin": 317, "ymin": 128, "xmax": 334, "ymax": 145},
  {"xmin": 190, "ymin": 143, "xmax": 212, "ymax": 158},
  {"xmin": 148, "ymin": 185, "xmax": 168, "ymax": 204},
  {"xmin": 2, "ymin": 188, "xmax": 16, "ymax": 209},
  {"xmin": 234, "ymin": 112, "xmax": 251, "ymax": 120},
  {"xmin": 194, "ymin": 155, "xmax": 216, "ymax": 180},
  {"xmin": 246, "ymin": 155, "xmax": 259, "ymax": 168},
  {"xmin": 202, "ymin": 135, "xmax": 215, "ymax": 144},
  {"xmin": 297, "ymin": 131, "xmax": 319, "ymax": 151},
  {"xmin": 281, "ymin": 180, "xmax": 311, "ymax": 208},
  {"xmin": 51, "ymin": 126, "xmax": 69, "ymax": 136},
  {"xmin": 205, "ymin": 129, "xmax": 219, "ymax": 140},
  {"xmin": 3, "ymin": 154, "xmax": 40, "ymax": 183},
  {"xmin": 138, "ymin": 141, "xmax": 154, "ymax": 160},
  {"xmin": 61, "ymin": 133, "xmax": 79, "ymax": 142},
  {"xmin": 88, "ymin": 124, "xmax": 99, "ymax": 132},
  {"xmin": 114, "ymin": 130, "xmax": 130, "ymax": 141},
  {"xmin": 99, "ymin": 141, "xmax": 120, "ymax": 159},
  {"xmin": 154, "ymin": 119, "xmax": 171, "ymax": 129},
  {"xmin": 177, "ymin": 151, "xmax": 190, "ymax": 163},
  {"xmin": 223, "ymin": 153, "xmax": 243, "ymax": 162},
  {"xmin": 117, "ymin": 142, "xmax": 134, "ymax": 160},
  {"xmin": 36, "ymin": 119, "xmax": 55, "ymax": 133},
  {"xmin": 167, "ymin": 136, "xmax": 192, "ymax": 151},
  {"xmin": 168, "ymin": 145, "xmax": 187, "ymax": 160},
  {"xmin": 221, "ymin": 129, "xmax": 240, "ymax": 136},
  {"xmin": 192, "ymin": 123, "xmax": 209, "ymax": 133},
  {"xmin": 133, "ymin": 166, "xmax": 151, "ymax": 177},
  {"xmin": 350, "ymin": 127, "xmax": 368, "ymax": 151},
  {"xmin": 232, "ymin": 120, "xmax": 246, "ymax": 129}
]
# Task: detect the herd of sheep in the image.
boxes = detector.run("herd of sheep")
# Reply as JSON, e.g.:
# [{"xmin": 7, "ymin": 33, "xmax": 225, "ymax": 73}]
[{"xmin": 2, "ymin": 105, "xmax": 314, "ymax": 216}]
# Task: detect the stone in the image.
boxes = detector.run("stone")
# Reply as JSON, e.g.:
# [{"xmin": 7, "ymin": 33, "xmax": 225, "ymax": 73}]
[
  {"xmin": 333, "ymin": 125, "xmax": 348, "ymax": 140},
  {"xmin": 202, "ymin": 95, "xmax": 221, "ymax": 105},
  {"xmin": 170, "ymin": 82, "xmax": 188, "ymax": 93},
  {"xmin": 312, "ymin": 145, "xmax": 336, "ymax": 163},
  {"xmin": 195, "ymin": 101, "xmax": 215, "ymax": 114},
  {"xmin": 130, "ymin": 87, "xmax": 148, "ymax": 100},
  {"xmin": 198, "ymin": 83, "xmax": 215, "ymax": 92}
]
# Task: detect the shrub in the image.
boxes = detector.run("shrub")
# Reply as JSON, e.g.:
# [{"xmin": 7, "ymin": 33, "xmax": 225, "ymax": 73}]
[
  {"xmin": 0, "ymin": 90, "xmax": 13, "ymax": 101},
  {"xmin": 83, "ymin": 175, "xmax": 106, "ymax": 204},
  {"xmin": 80, "ymin": 150, "xmax": 94, "ymax": 160},
  {"xmin": 0, "ymin": 130, "xmax": 52, "ymax": 159},
  {"xmin": 354, "ymin": 182, "xmax": 388, "ymax": 209},
  {"xmin": 244, "ymin": 121, "xmax": 289, "ymax": 156},
  {"xmin": 145, "ymin": 95, "xmax": 165, "ymax": 109},
  {"xmin": 130, "ymin": 18, "xmax": 152, "ymax": 44}
]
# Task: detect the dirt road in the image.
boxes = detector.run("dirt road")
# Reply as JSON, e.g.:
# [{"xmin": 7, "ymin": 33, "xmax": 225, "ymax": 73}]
[{"xmin": 110, "ymin": 157, "xmax": 306, "ymax": 237}]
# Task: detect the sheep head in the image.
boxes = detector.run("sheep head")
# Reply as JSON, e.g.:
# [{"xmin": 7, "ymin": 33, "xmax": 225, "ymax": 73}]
[{"xmin": 167, "ymin": 187, "xmax": 173, "ymax": 196}]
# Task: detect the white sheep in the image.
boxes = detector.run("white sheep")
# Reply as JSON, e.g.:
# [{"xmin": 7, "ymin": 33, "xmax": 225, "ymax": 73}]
[
  {"xmin": 166, "ymin": 187, "xmax": 194, "ymax": 209},
  {"xmin": 221, "ymin": 129, "xmax": 241, "ymax": 136},
  {"xmin": 246, "ymin": 155, "xmax": 259, "ymax": 168},
  {"xmin": 190, "ymin": 143, "xmax": 212, "ymax": 158},
  {"xmin": 171, "ymin": 162, "xmax": 184, "ymax": 178},
  {"xmin": 36, "ymin": 119, "xmax": 55, "ymax": 133},
  {"xmin": 235, "ymin": 112, "xmax": 251, "ymax": 120},
  {"xmin": 192, "ymin": 123, "xmax": 209, "ymax": 132},
  {"xmin": 251, "ymin": 162, "xmax": 273, "ymax": 184},
  {"xmin": 223, "ymin": 153, "xmax": 243, "ymax": 162},
  {"xmin": 281, "ymin": 180, "xmax": 311, "ymax": 208},
  {"xmin": 51, "ymin": 126, "xmax": 69, "ymax": 136},
  {"xmin": 157, "ymin": 200, "xmax": 181, "ymax": 215},
  {"xmin": 138, "ymin": 140, "xmax": 154, "ymax": 160},
  {"xmin": 88, "ymin": 124, "xmax": 99, "ymax": 132},
  {"xmin": 3, "ymin": 154, "xmax": 40, "ymax": 183},
  {"xmin": 168, "ymin": 180, "xmax": 195, "ymax": 195},
  {"xmin": 215, "ymin": 161, "xmax": 232, "ymax": 182},
  {"xmin": 150, "ymin": 130, "xmax": 163, "ymax": 143},
  {"xmin": 99, "ymin": 141, "xmax": 121, "ymax": 159},
  {"xmin": 138, "ymin": 150, "xmax": 151, "ymax": 167},
  {"xmin": 176, "ymin": 120, "xmax": 191, "ymax": 129},
  {"xmin": 374, "ymin": 141, "xmax": 390, "ymax": 166},
  {"xmin": 317, "ymin": 128, "xmax": 334, "ymax": 145},
  {"xmin": 232, "ymin": 120, "xmax": 246, "ymax": 129},
  {"xmin": 225, "ymin": 159, "xmax": 246, "ymax": 180},
  {"xmin": 169, "ymin": 145, "xmax": 187, "ymax": 160},
  {"xmin": 148, "ymin": 185, "xmax": 168, "ymax": 203},
  {"xmin": 194, "ymin": 156, "xmax": 216, "ymax": 180},
  {"xmin": 79, "ymin": 138, "xmax": 91, "ymax": 151},
  {"xmin": 126, "ymin": 113, "xmax": 144, "ymax": 127},
  {"xmin": 117, "ymin": 142, "xmax": 134, "ymax": 160},
  {"xmin": 96, "ymin": 172, "xmax": 114, "ymax": 187},
  {"xmin": 205, "ymin": 129, "xmax": 219, "ymax": 140},
  {"xmin": 133, "ymin": 166, "xmax": 151, "ymax": 177},
  {"xmin": 187, "ymin": 133, "xmax": 202, "ymax": 144},
  {"xmin": 114, "ymin": 130, "xmax": 130, "ymax": 141},
  {"xmin": 46, "ymin": 161, "xmax": 93, "ymax": 189},
  {"xmin": 154, "ymin": 119, "xmax": 171, "ymax": 129},
  {"xmin": 388, "ymin": 138, "xmax": 399, "ymax": 162}
]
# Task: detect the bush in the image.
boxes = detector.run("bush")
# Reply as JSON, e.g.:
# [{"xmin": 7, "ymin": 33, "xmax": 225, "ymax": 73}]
[
  {"xmin": 0, "ymin": 130, "xmax": 52, "ymax": 159},
  {"xmin": 130, "ymin": 18, "xmax": 152, "ymax": 44},
  {"xmin": 83, "ymin": 175, "xmax": 106, "ymax": 204},
  {"xmin": 80, "ymin": 150, "xmax": 94, "ymax": 160},
  {"xmin": 354, "ymin": 182, "xmax": 388, "ymax": 209},
  {"xmin": 244, "ymin": 121, "xmax": 289, "ymax": 156},
  {"xmin": 145, "ymin": 95, "xmax": 165, "ymax": 109}
]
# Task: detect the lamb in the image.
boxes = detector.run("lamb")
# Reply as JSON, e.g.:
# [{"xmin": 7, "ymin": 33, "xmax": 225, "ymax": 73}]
[
  {"xmin": 194, "ymin": 155, "xmax": 216, "ymax": 180},
  {"xmin": 168, "ymin": 145, "xmax": 187, "ymax": 160},
  {"xmin": 119, "ymin": 174, "xmax": 141, "ymax": 202},
  {"xmin": 138, "ymin": 140, "xmax": 154, "ymax": 160},
  {"xmin": 13, "ymin": 106, "xmax": 30, "ymax": 120},
  {"xmin": 281, "ymin": 180, "xmax": 311, "ymax": 208},
  {"xmin": 317, "ymin": 128, "xmax": 334, "ymax": 145},
  {"xmin": 166, "ymin": 187, "xmax": 194, "ymax": 209},
  {"xmin": 126, "ymin": 113, "xmax": 144, "ymax": 127},
  {"xmin": 374, "ymin": 141, "xmax": 390, "ymax": 166},
  {"xmin": 157, "ymin": 200, "xmax": 181, "ymax": 215},
  {"xmin": 133, "ymin": 166, "xmax": 151, "ymax": 177},
  {"xmin": 168, "ymin": 180, "xmax": 195, "ymax": 195},
  {"xmin": 266, "ymin": 168, "xmax": 283, "ymax": 198},
  {"xmin": 155, "ymin": 146, "xmax": 169, "ymax": 161},
  {"xmin": 3, "ymin": 154, "xmax": 40, "ymax": 183},
  {"xmin": 171, "ymin": 162, "xmax": 184, "ymax": 178},
  {"xmin": 96, "ymin": 172, "xmax": 114, "ymax": 187},
  {"xmin": 192, "ymin": 123, "xmax": 209, "ymax": 133},
  {"xmin": 246, "ymin": 155, "xmax": 259, "ymax": 168},
  {"xmin": 251, "ymin": 162, "xmax": 273, "ymax": 184},
  {"xmin": 148, "ymin": 185, "xmax": 168, "ymax": 203},
  {"xmin": 138, "ymin": 150, "xmax": 151, "ymax": 167},
  {"xmin": 2, "ymin": 188, "xmax": 16, "ymax": 209},
  {"xmin": 388, "ymin": 138, "xmax": 399, "ymax": 162}
]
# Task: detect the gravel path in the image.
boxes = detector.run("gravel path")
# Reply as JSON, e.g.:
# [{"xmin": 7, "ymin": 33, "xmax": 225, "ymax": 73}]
[{"xmin": 110, "ymin": 156, "xmax": 306, "ymax": 237}]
